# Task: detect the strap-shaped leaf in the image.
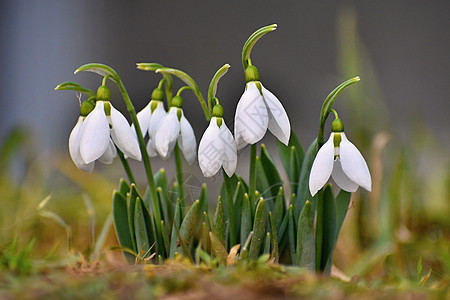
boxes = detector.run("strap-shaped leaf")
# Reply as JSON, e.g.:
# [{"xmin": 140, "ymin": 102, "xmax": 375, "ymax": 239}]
[
  {"xmin": 134, "ymin": 197, "xmax": 151, "ymax": 257},
  {"xmin": 320, "ymin": 185, "xmax": 337, "ymax": 274},
  {"xmin": 176, "ymin": 200, "xmax": 200, "ymax": 255},
  {"xmin": 240, "ymin": 193, "xmax": 253, "ymax": 250},
  {"xmin": 268, "ymin": 213, "xmax": 279, "ymax": 262},
  {"xmin": 272, "ymin": 187, "xmax": 285, "ymax": 231},
  {"xmin": 169, "ymin": 199, "xmax": 182, "ymax": 259},
  {"xmin": 249, "ymin": 198, "xmax": 266, "ymax": 259},
  {"xmin": 287, "ymin": 205, "xmax": 297, "ymax": 265},
  {"xmin": 296, "ymin": 200, "xmax": 315, "ymax": 270},
  {"xmin": 118, "ymin": 179, "xmax": 130, "ymax": 199},
  {"xmin": 259, "ymin": 144, "xmax": 284, "ymax": 204},
  {"xmin": 212, "ymin": 196, "xmax": 226, "ymax": 247},
  {"xmin": 263, "ymin": 232, "xmax": 271, "ymax": 255},
  {"xmin": 276, "ymin": 131, "xmax": 304, "ymax": 193},
  {"xmin": 199, "ymin": 184, "xmax": 208, "ymax": 214},
  {"xmin": 210, "ymin": 231, "xmax": 227, "ymax": 265},
  {"xmin": 112, "ymin": 191, "xmax": 135, "ymax": 263},
  {"xmin": 295, "ymin": 139, "xmax": 318, "ymax": 218}
]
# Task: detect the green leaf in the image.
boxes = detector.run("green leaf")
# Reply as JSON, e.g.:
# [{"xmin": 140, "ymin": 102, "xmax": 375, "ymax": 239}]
[
  {"xmin": 118, "ymin": 179, "xmax": 130, "ymax": 199},
  {"xmin": 169, "ymin": 199, "xmax": 183, "ymax": 259},
  {"xmin": 287, "ymin": 205, "xmax": 296, "ymax": 265},
  {"xmin": 127, "ymin": 184, "xmax": 141, "ymax": 252},
  {"xmin": 209, "ymin": 232, "xmax": 227, "ymax": 265},
  {"xmin": 249, "ymin": 198, "xmax": 266, "ymax": 259},
  {"xmin": 74, "ymin": 63, "xmax": 119, "ymax": 82},
  {"xmin": 295, "ymin": 139, "xmax": 318, "ymax": 218},
  {"xmin": 134, "ymin": 198, "xmax": 151, "ymax": 256},
  {"xmin": 240, "ymin": 231, "xmax": 253, "ymax": 259},
  {"xmin": 276, "ymin": 131, "xmax": 304, "ymax": 193},
  {"xmin": 259, "ymin": 144, "xmax": 284, "ymax": 206},
  {"xmin": 273, "ymin": 187, "xmax": 285, "ymax": 231},
  {"xmin": 319, "ymin": 185, "xmax": 337, "ymax": 273},
  {"xmin": 54, "ymin": 81, "xmax": 95, "ymax": 97},
  {"xmin": 176, "ymin": 200, "xmax": 200, "ymax": 255},
  {"xmin": 212, "ymin": 196, "xmax": 226, "ymax": 247},
  {"xmin": 335, "ymin": 190, "xmax": 351, "ymax": 236},
  {"xmin": 263, "ymin": 232, "xmax": 271, "ymax": 255},
  {"xmin": 112, "ymin": 191, "xmax": 135, "ymax": 263},
  {"xmin": 199, "ymin": 184, "xmax": 208, "ymax": 214},
  {"xmin": 417, "ymin": 256, "xmax": 423, "ymax": 282},
  {"xmin": 242, "ymin": 24, "xmax": 277, "ymax": 69},
  {"xmin": 222, "ymin": 173, "xmax": 240, "ymax": 248},
  {"xmin": 240, "ymin": 194, "xmax": 253, "ymax": 249},
  {"xmin": 268, "ymin": 213, "xmax": 279, "ymax": 262},
  {"xmin": 296, "ymin": 201, "xmax": 315, "ymax": 270}
]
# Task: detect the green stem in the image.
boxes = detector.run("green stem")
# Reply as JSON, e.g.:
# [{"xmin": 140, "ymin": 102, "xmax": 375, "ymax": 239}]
[
  {"xmin": 249, "ymin": 144, "xmax": 257, "ymax": 207},
  {"xmin": 116, "ymin": 146, "xmax": 136, "ymax": 184},
  {"xmin": 315, "ymin": 190, "xmax": 324, "ymax": 272},
  {"xmin": 115, "ymin": 79, "xmax": 161, "ymax": 224},
  {"xmin": 174, "ymin": 142, "xmax": 185, "ymax": 217}
]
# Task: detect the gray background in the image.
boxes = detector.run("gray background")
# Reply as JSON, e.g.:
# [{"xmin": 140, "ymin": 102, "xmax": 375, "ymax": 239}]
[{"xmin": 1, "ymin": 0, "xmax": 449, "ymax": 160}]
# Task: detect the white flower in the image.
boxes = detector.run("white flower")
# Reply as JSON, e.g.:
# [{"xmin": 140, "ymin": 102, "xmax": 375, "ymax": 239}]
[
  {"xmin": 234, "ymin": 81, "xmax": 290, "ymax": 150},
  {"xmin": 154, "ymin": 106, "xmax": 196, "ymax": 164},
  {"xmin": 133, "ymin": 100, "xmax": 166, "ymax": 157},
  {"xmin": 70, "ymin": 101, "xmax": 141, "ymax": 172},
  {"xmin": 198, "ymin": 117, "xmax": 237, "ymax": 177},
  {"xmin": 309, "ymin": 132, "xmax": 372, "ymax": 196}
]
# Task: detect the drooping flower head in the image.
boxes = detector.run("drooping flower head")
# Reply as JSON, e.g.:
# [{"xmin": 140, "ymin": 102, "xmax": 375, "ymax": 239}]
[
  {"xmin": 309, "ymin": 116, "xmax": 372, "ymax": 196},
  {"xmin": 234, "ymin": 65, "xmax": 291, "ymax": 150},
  {"xmin": 132, "ymin": 87, "xmax": 167, "ymax": 157},
  {"xmin": 69, "ymin": 85, "xmax": 141, "ymax": 172},
  {"xmin": 154, "ymin": 94, "xmax": 196, "ymax": 164},
  {"xmin": 198, "ymin": 103, "xmax": 237, "ymax": 177}
]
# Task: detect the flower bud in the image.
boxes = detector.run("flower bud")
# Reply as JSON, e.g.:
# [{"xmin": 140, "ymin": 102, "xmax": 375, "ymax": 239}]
[
  {"xmin": 171, "ymin": 95, "xmax": 183, "ymax": 108},
  {"xmin": 80, "ymin": 98, "xmax": 95, "ymax": 117},
  {"xmin": 151, "ymin": 88, "xmax": 164, "ymax": 101},
  {"xmin": 97, "ymin": 85, "xmax": 111, "ymax": 101},
  {"xmin": 245, "ymin": 65, "xmax": 260, "ymax": 83}
]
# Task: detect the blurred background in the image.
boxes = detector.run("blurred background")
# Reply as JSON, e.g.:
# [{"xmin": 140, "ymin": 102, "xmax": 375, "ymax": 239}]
[{"xmin": 0, "ymin": 0, "xmax": 448, "ymax": 281}]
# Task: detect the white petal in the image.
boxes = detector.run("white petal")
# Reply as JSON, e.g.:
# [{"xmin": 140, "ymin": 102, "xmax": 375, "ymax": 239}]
[
  {"xmin": 98, "ymin": 139, "xmax": 117, "ymax": 164},
  {"xmin": 219, "ymin": 122, "xmax": 237, "ymax": 177},
  {"xmin": 178, "ymin": 111, "xmax": 197, "ymax": 164},
  {"xmin": 331, "ymin": 159, "xmax": 359, "ymax": 192},
  {"xmin": 148, "ymin": 101, "xmax": 166, "ymax": 138},
  {"xmin": 155, "ymin": 107, "xmax": 179, "ymax": 159},
  {"xmin": 339, "ymin": 133, "xmax": 372, "ymax": 192},
  {"xmin": 69, "ymin": 117, "xmax": 94, "ymax": 172},
  {"xmin": 234, "ymin": 125, "xmax": 247, "ymax": 151},
  {"xmin": 309, "ymin": 134, "xmax": 335, "ymax": 196},
  {"xmin": 131, "ymin": 102, "xmax": 151, "ymax": 138},
  {"xmin": 234, "ymin": 82, "xmax": 268, "ymax": 148},
  {"xmin": 146, "ymin": 139, "xmax": 159, "ymax": 158},
  {"xmin": 261, "ymin": 83, "xmax": 291, "ymax": 146},
  {"xmin": 198, "ymin": 118, "xmax": 223, "ymax": 177},
  {"xmin": 80, "ymin": 101, "xmax": 110, "ymax": 164},
  {"xmin": 109, "ymin": 103, "xmax": 142, "ymax": 161}
]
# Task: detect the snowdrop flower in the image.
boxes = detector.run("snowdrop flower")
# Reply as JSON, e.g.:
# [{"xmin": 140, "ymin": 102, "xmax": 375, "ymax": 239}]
[
  {"xmin": 198, "ymin": 104, "xmax": 237, "ymax": 177},
  {"xmin": 234, "ymin": 65, "xmax": 290, "ymax": 150},
  {"xmin": 69, "ymin": 86, "xmax": 141, "ymax": 172},
  {"xmin": 132, "ymin": 87, "xmax": 166, "ymax": 157},
  {"xmin": 154, "ymin": 95, "xmax": 196, "ymax": 164},
  {"xmin": 309, "ymin": 117, "xmax": 371, "ymax": 196}
]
